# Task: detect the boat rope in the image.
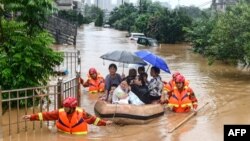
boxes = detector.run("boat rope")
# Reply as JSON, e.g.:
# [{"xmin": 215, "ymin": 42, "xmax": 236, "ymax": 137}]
[
  {"xmin": 105, "ymin": 103, "xmax": 120, "ymax": 134},
  {"xmin": 112, "ymin": 103, "xmax": 118, "ymax": 120}
]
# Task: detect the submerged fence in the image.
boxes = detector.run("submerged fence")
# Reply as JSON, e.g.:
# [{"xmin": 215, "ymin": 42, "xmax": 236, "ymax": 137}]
[
  {"xmin": 0, "ymin": 50, "xmax": 82, "ymax": 139},
  {"xmin": 54, "ymin": 50, "xmax": 81, "ymax": 76},
  {"xmin": 0, "ymin": 74, "xmax": 81, "ymax": 138}
]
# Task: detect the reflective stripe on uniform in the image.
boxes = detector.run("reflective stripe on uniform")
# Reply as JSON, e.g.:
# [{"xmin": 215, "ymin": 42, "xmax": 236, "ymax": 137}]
[
  {"xmin": 168, "ymin": 103, "xmax": 179, "ymax": 107},
  {"xmin": 89, "ymin": 90, "xmax": 98, "ymax": 93},
  {"xmin": 193, "ymin": 102, "xmax": 198, "ymax": 105},
  {"xmin": 93, "ymin": 117, "xmax": 100, "ymax": 125},
  {"xmin": 59, "ymin": 108, "xmax": 64, "ymax": 112},
  {"xmin": 38, "ymin": 113, "xmax": 43, "ymax": 121},
  {"xmin": 181, "ymin": 103, "xmax": 192, "ymax": 108},
  {"xmin": 76, "ymin": 107, "xmax": 83, "ymax": 112}
]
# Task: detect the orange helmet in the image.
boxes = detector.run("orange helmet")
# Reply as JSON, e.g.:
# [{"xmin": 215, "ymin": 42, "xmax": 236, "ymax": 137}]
[
  {"xmin": 89, "ymin": 68, "xmax": 97, "ymax": 75},
  {"xmin": 63, "ymin": 97, "xmax": 77, "ymax": 108},
  {"xmin": 175, "ymin": 74, "xmax": 185, "ymax": 83},
  {"xmin": 172, "ymin": 71, "xmax": 181, "ymax": 79}
]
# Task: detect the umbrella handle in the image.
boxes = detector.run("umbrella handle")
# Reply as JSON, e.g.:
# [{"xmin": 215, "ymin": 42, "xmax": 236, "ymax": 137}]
[
  {"xmin": 102, "ymin": 59, "xmax": 105, "ymax": 66},
  {"xmin": 123, "ymin": 63, "xmax": 124, "ymax": 74},
  {"xmin": 146, "ymin": 65, "xmax": 150, "ymax": 72},
  {"xmin": 122, "ymin": 63, "xmax": 125, "ymax": 78}
]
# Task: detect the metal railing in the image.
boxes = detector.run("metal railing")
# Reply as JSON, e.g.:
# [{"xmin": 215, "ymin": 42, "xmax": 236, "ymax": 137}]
[
  {"xmin": 54, "ymin": 50, "xmax": 81, "ymax": 76},
  {"xmin": 0, "ymin": 75, "xmax": 81, "ymax": 138}
]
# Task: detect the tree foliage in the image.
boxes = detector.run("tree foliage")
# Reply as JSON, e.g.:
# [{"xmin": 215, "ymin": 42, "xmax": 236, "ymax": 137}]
[
  {"xmin": 84, "ymin": 5, "xmax": 104, "ymax": 26},
  {"xmin": 57, "ymin": 10, "xmax": 86, "ymax": 25},
  {"xmin": 184, "ymin": 11, "xmax": 216, "ymax": 54},
  {"xmin": 208, "ymin": 2, "xmax": 250, "ymax": 65},
  {"xmin": 109, "ymin": 1, "xmax": 193, "ymax": 43},
  {"xmin": 0, "ymin": 0, "xmax": 63, "ymax": 91},
  {"xmin": 185, "ymin": 1, "xmax": 250, "ymax": 66},
  {"xmin": 95, "ymin": 9, "xmax": 104, "ymax": 27},
  {"xmin": 109, "ymin": 3, "xmax": 137, "ymax": 30}
]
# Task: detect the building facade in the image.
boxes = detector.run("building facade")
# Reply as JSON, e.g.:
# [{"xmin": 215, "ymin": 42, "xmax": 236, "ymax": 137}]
[{"xmin": 212, "ymin": 0, "xmax": 238, "ymax": 11}]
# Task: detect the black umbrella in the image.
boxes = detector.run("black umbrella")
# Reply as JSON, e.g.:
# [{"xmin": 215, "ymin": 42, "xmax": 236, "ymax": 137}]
[{"xmin": 100, "ymin": 50, "xmax": 147, "ymax": 73}]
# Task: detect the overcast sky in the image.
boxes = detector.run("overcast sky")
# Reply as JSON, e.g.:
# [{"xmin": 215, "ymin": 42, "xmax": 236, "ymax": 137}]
[{"xmin": 111, "ymin": 0, "xmax": 212, "ymax": 9}]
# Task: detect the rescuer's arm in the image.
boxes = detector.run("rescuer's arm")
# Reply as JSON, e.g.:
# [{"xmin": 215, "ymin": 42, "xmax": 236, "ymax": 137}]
[{"xmin": 22, "ymin": 110, "xmax": 59, "ymax": 121}]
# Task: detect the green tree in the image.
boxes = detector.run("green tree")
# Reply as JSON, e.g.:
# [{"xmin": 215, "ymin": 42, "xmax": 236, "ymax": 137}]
[
  {"xmin": 2, "ymin": 0, "xmax": 55, "ymax": 36},
  {"xmin": 109, "ymin": 0, "xmax": 192, "ymax": 43},
  {"xmin": 133, "ymin": 14, "xmax": 150, "ymax": 33},
  {"xmin": 109, "ymin": 2, "xmax": 137, "ymax": 28},
  {"xmin": 84, "ymin": 5, "xmax": 103, "ymax": 24},
  {"xmin": 94, "ymin": 8, "xmax": 104, "ymax": 27},
  {"xmin": 208, "ymin": 2, "xmax": 250, "ymax": 65},
  {"xmin": 0, "ymin": 0, "xmax": 63, "ymax": 91},
  {"xmin": 146, "ymin": 8, "xmax": 192, "ymax": 43},
  {"xmin": 178, "ymin": 6, "xmax": 203, "ymax": 20},
  {"xmin": 184, "ymin": 12, "xmax": 216, "ymax": 55},
  {"xmin": 186, "ymin": 1, "xmax": 250, "ymax": 66},
  {"xmin": 137, "ymin": 0, "xmax": 152, "ymax": 14}
]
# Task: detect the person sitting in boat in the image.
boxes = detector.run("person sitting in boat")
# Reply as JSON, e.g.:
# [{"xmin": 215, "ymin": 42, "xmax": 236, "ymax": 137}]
[
  {"xmin": 102, "ymin": 84, "xmax": 118, "ymax": 103},
  {"xmin": 130, "ymin": 73, "xmax": 151, "ymax": 104},
  {"xmin": 104, "ymin": 63, "xmax": 122, "ymax": 100},
  {"xmin": 80, "ymin": 68, "xmax": 105, "ymax": 93},
  {"xmin": 125, "ymin": 68, "xmax": 137, "ymax": 84},
  {"xmin": 112, "ymin": 78, "xmax": 144, "ymax": 105},
  {"xmin": 148, "ymin": 66, "xmax": 163, "ymax": 103},
  {"xmin": 162, "ymin": 75, "xmax": 198, "ymax": 113},
  {"xmin": 137, "ymin": 66, "xmax": 146, "ymax": 76},
  {"xmin": 141, "ymin": 72, "xmax": 149, "ymax": 86},
  {"xmin": 22, "ymin": 97, "xmax": 112, "ymax": 135},
  {"xmin": 112, "ymin": 79, "xmax": 130, "ymax": 104}
]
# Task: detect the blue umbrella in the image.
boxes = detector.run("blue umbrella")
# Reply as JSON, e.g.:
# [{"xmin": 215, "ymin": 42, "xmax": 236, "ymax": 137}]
[{"xmin": 135, "ymin": 50, "xmax": 171, "ymax": 74}]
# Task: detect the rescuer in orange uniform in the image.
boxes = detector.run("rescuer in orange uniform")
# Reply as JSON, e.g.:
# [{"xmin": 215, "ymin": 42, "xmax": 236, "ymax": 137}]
[
  {"xmin": 80, "ymin": 68, "xmax": 105, "ymax": 93},
  {"xmin": 162, "ymin": 71, "xmax": 190, "ymax": 96},
  {"xmin": 22, "ymin": 97, "xmax": 112, "ymax": 135},
  {"xmin": 161, "ymin": 75, "xmax": 198, "ymax": 113}
]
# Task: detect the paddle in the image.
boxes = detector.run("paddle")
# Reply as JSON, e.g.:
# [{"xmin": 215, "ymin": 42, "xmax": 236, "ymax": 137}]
[{"xmin": 168, "ymin": 102, "xmax": 209, "ymax": 133}]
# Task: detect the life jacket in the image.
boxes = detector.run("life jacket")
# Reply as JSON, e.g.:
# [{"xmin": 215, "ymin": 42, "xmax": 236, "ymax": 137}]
[
  {"xmin": 56, "ymin": 107, "xmax": 88, "ymax": 135},
  {"xmin": 163, "ymin": 81, "xmax": 172, "ymax": 93},
  {"xmin": 167, "ymin": 86, "xmax": 193, "ymax": 113},
  {"xmin": 87, "ymin": 73, "xmax": 105, "ymax": 93}
]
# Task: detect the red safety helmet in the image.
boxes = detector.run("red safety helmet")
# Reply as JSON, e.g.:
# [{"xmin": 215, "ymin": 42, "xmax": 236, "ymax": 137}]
[
  {"xmin": 63, "ymin": 97, "xmax": 78, "ymax": 108},
  {"xmin": 172, "ymin": 71, "xmax": 181, "ymax": 79},
  {"xmin": 89, "ymin": 68, "xmax": 97, "ymax": 75},
  {"xmin": 175, "ymin": 74, "xmax": 185, "ymax": 83}
]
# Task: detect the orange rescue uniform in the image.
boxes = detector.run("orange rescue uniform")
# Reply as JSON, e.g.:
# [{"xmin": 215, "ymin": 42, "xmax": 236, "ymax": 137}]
[
  {"xmin": 30, "ymin": 107, "xmax": 107, "ymax": 135},
  {"xmin": 167, "ymin": 86, "xmax": 198, "ymax": 113},
  {"xmin": 83, "ymin": 73, "xmax": 105, "ymax": 93}
]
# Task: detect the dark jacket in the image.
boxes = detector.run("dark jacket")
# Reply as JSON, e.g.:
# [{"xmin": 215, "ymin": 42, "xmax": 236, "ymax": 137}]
[{"xmin": 130, "ymin": 84, "xmax": 151, "ymax": 104}]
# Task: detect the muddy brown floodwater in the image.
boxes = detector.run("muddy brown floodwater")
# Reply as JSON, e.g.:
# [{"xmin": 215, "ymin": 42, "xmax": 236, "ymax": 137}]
[{"xmin": 3, "ymin": 24, "xmax": 250, "ymax": 141}]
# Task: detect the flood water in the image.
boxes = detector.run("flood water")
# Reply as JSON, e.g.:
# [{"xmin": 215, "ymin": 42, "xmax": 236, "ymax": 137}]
[{"xmin": 3, "ymin": 24, "xmax": 250, "ymax": 141}]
